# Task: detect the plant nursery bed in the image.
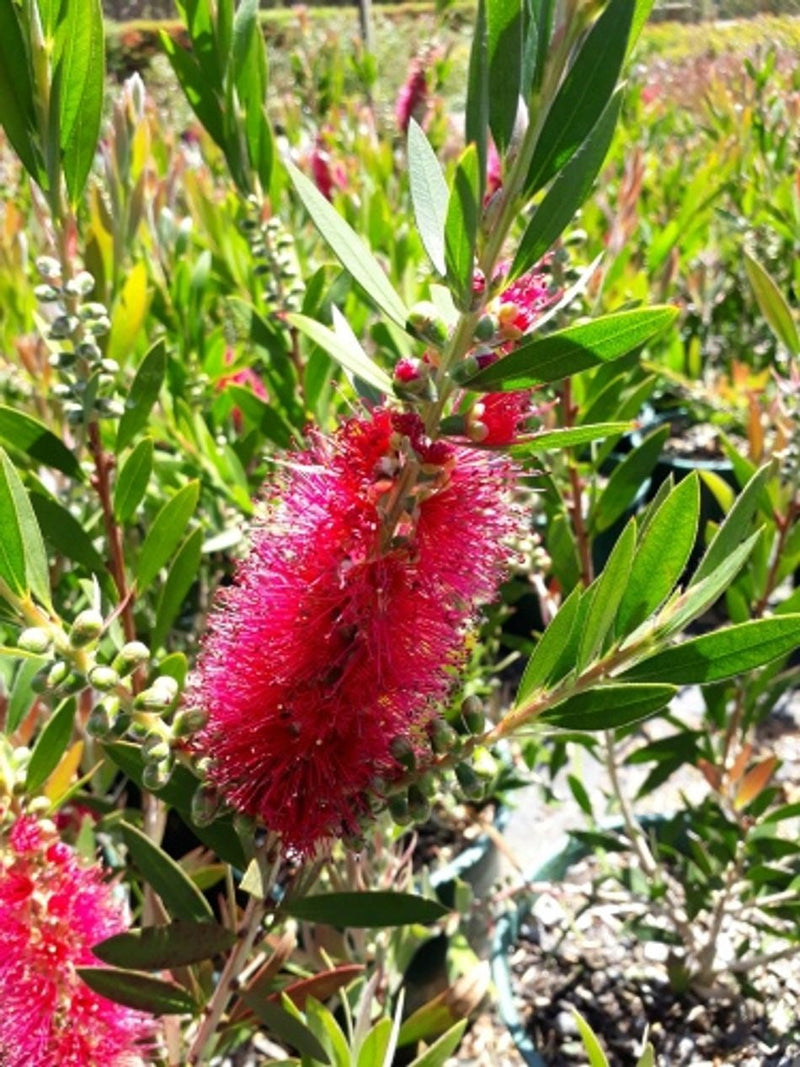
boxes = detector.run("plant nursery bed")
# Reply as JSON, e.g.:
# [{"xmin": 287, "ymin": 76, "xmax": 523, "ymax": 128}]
[{"xmin": 501, "ymin": 855, "xmax": 800, "ymax": 1067}]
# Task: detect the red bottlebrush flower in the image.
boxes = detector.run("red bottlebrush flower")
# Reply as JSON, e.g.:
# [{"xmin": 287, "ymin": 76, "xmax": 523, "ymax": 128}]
[
  {"xmin": 0, "ymin": 815, "xmax": 154, "ymax": 1067},
  {"xmin": 485, "ymin": 139, "xmax": 502, "ymax": 199},
  {"xmin": 190, "ymin": 409, "xmax": 518, "ymax": 856},
  {"xmin": 218, "ymin": 347, "xmax": 268, "ymax": 432},
  {"xmin": 468, "ymin": 392, "xmax": 531, "ymax": 446},
  {"xmin": 497, "ymin": 269, "xmax": 554, "ymax": 339},
  {"xmin": 309, "ymin": 137, "xmax": 347, "ymax": 202},
  {"xmin": 396, "ymin": 60, "xmax": 428, "ymax": 133}
]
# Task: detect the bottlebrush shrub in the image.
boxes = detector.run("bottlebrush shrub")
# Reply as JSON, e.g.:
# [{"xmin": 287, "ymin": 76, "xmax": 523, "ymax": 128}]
[
  {"xmin": 0, "ymin": 0, "xmax": 798, "ymax": 1062},
  {"xmin": 0, "ymin": 814, "xmax": 154, "ymax": 1067}
]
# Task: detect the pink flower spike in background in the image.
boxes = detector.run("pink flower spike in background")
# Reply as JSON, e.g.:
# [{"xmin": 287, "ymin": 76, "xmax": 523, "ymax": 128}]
[
  {"xmin": 396, "ymin": 59, "xmax": 428, "ymax": 133},
  {"xmin": 190, "ymin": 409, "xmax": 519, "ymax": 856},
  {"xmin": 0, "ymin": 815, "xmax": 153, "ymax": 1067}
]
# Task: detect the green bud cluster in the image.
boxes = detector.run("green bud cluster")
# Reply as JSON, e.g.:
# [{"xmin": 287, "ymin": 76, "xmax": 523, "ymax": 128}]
[{"xmin": 244, "ymin": 211, "xmax": 305, "ymax": 314}]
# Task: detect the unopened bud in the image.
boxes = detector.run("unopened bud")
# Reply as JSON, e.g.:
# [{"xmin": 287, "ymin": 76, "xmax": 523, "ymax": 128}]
[
  {"xmin": 35, "ymin": 284, "xmax": 60, "ymax": 302},
  {"xmin": 430, "ymin": 718, "xmax": 459, "ymax": 754},
  {"xmin": 36, "ymin": 256, "xmax": 62, "ymax": 280},
  {"xmin": 113, "ymin": 641, "xmax": 150, "ymax": 675},
  {"xmin": 46, "ymin": 660, "xmax": 69, "ymax": 688},
  {"xmin": 49, "ymin": 350, "xmax": 77, "ymax": 370},
  {"xmin": 50, "ymin": 315, "xmax": 79, "ymax": 340},
  {"xmin": 460, "ymin": 696, "xmax": 485, "ymax": 734},
  {"xmin": 17, "ymin": 627, "xmax": 52, "ymax": 654},
  {"xmin": 87, "ymin": 700, "xmax": 118, "ymax": 738},
  {"xmin": 76, "ymin": 340, "xmax": 102, "ymax": 361},
  {"xmin": 69, "ymin": 609, "xmax": 104, "ymax": 647},
  {"xmin": 142, "ymin": 732, "xmax": 170, "ymax": 763},
  {"xmin": 407, "ymin": 784, "xmax": 431, "ymax": 823},
  {"xmin": 171, "ymin": 707, "xmax": 207, "ymax": 737},
  {"xmin": 474, "ymin": 314, "xmax": 498, "ymax": 342},
  {"xmin": 135, "ymin": 676, "xmax": 179, "ymax": 711},
  {"xmin": 191, "ymin": 783, "xmax": 221, "ymax": 827},
  {"xmin": 455, "ymin": 762, "xmax": 484, "ymax": 800},
  {"xmin": 390, "ymin": 735, "xmax": 416, "ymax": 771},
  {"xmin": 88, "ymin": 665, "xmax": 119, "ymax": 691},
  {"xmin": 405, "ymin": 302, "xmax": 450, "ymax": 348},
  {"xmin": 388, "ymin": 792, "xmax": 411, "ymax": 826},
  {"xmin": 79, "ymin": 302, "xmax": 109, "ymax": 321},
  {"xmin": 142, "ymin": 759, "xmax": 172, "ymax": 791}
]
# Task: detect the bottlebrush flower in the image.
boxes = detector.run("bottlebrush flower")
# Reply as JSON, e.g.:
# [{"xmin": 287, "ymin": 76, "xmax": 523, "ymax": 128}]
[
  {"xmin": 467, "ymin": 392, "xmax": 532, "ymax": 446},
  {"xmin": 189, "ymin": 409, "xmax": 519, "ymax": 855},
  {"xmin": 396, "ymin": 59, "xmax": 428, "ymax": 133},
  {"xmin": 0, "ymin": 815, "xmax": 153, "ymax": 1067},
  {"xmin": 309, "ymin": 136, "xmax": 347, "ymax": 201}
]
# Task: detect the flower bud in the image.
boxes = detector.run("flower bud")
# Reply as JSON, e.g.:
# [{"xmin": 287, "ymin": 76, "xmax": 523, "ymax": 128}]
[
  {"xmin": 17, "ymin": 628, "xmax": 52, "ymax": 654},
  {"xmin": 405, "ymin": 302, "xmax": 450, "ymax": 348},
  {"xmin": 49, "ymin": 315, "xmax": 79, "ymax": 340},
  {"xmin": 460, "ymin": 696, "xmax": 485, "ymax": 734},
  {"xmin": 455, "ymin": 762, "xmax": 484, "ymax": 800},
  {"xmin": 142, "ymin": 732, "xmax": 171, "ymax": 764},
  {"xmin": 389, "ymin": 735, "xmax": 416, "ymax": 771},
  {"xmin": 88, "ymin": 665, "xmax": 119, "ymax": 692},
  {"xmin": 171, "ymin": 707, "xmax": 208, "ymax": 738},
  {"xmin": 135, "ymin": 676, "xmax": 179, "ymax": 711},
  {"xmin": 430, "ymin": 717, "xmax": 459, "ymax": 754},
  {"xmin": 473, "ymin": 314, "xmax": 498, "ymax": 342},
  {"xmin": 76, "ymin": 340, "xmax": 102, "ymax": 361},
  {"xmin": 49, "ymin": 350, "xmax": 77, "ymax": 370},
  {"xmin": 407, "ymin": 784, "xmax": 431, "ymax": 823},
  {"xmin": 113, "ymin": 641, "xmax": 150, "ymax": 675},
  {"xmin": 34, "ymin": 284, "xmax": 60, "ymax": 302},
  {"xmin": 387, "ymin": 792, "xmax": 411, "ymax": 826},
  {"xmin": 142, "ymin": 759, "xmax": 172, "ymax": 791},
  {"xmin": 70, "ymin": 610, "xmax": 104, "ymax": 648},
  {"xmin": 36, "ymin": 256, "xmax": 62, "ymax": 280},
  {"xmin": 87, "ymin": 700, "xmax": 118, "ymax": 738},
  {"xmin": 46, "ymin": 661, "xmax": 70, "ymax": 688},
  {"xmin": 191, "ymin": 783, "xmax": 221, "ymax": 827}
]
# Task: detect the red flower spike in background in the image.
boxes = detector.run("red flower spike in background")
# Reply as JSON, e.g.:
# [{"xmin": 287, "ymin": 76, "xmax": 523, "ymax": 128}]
[
  {"xmin": 0, "ymin": 815, "xmax": 154, "ymax": 1067},
  {"xmin": 396, "ymin": 59, "xmax": 428, "ymax": 133},
  {"xmin": 190, "ymin": 409, "xmax": 519, "ymax": 856}
]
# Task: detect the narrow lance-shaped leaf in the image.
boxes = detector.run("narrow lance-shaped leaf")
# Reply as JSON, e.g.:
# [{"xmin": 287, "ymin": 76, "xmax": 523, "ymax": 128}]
[
  {"xmin": 464, "ymin": 0, "xmax": 489, "ymax": 192},
  {"xmin": 516, "ymin": 584, "xmax": 581, "ymax": 705},
  {"xmin": 624, "ymin": 616, "xmax": 800, "ymax": 685},
  {"xmin": 578, "ymin": 518, "xmax": 636, "ymax": 668},
  {"xmin": 56, "ymin": 0, "xmax": 105, "ymax": 204},
  {"xmin": 120, "ymin": 820, "xmax": 213, "ymax": 922},
  {"xmin": 286, "ymin": 161, "xmax": 408, "ymax": 328},
  {"xmin": 616, "ymin": 473, "xmax": 700, "ymax": 637},
  {"xmin": 444, "ymin": 143, "xmax": 481, "ymax": 311},
  {"xmin": 151, "ymin": 526, "xmax": 203, "ymax": 652},
  {"xmin": 240, "ymin": 994, "xmax": 331, "ymax": 1064},
  {"xmin": 541, "ymin": 684, "xmax": 677, "ymax": 731},
  {"xmin": 0, "ymin": 448, "xmax": 51, "ymax": 607},
  {"xmin": 690, "ymin": 462, "xmax": 771, "ymax": 587},
  {"xmin": 487, "ymin": 0, "xmax": 522, "ymax": 154},
  {"xmin": 92, "ymin": 920, "xmax": 236, "ymax": 970},
  {"xmin": 0, "ymin": 0, "xmax": 43, "ymax": 184},
  {"xmin": 408, "ymin": 118, "xmax": 449, "ymax": 276},
  {"xmin": 135, "ymin": 480, "xmax": 200, "ymax": 594},
  {"xmin": 465, "ymin": 307, "xmax": 678, "ymax": 391},
  {"xmin": 77, "ymin": 967, "xmax": 197, "ymax": 1016},
  {"xmin": 509, "ymin": 89, "xmax": 622, "ymax": 283},
  {"xmin": 0, "ymin": 405, "xmax": 81, "ymax": 478},
  {"xmin": 116, "ymin": 339, "xmax": 167, "ymax": 452},
  {"xmin": 743, "ymin": 250, "xmax": 800, "ymax": 356},
  {"xmin": 592, "ymin": 425, "xmax": 670, "ymax": 535},
  {"xmin": 508, "ymin": 422, "xmax": 633, "ymax": 456},
  {"xmin": 524, "ymin": 0, "xmax": 634, "ymax": 195},
  {"xmin": 26, "ymin": 696, "xmax": 76, "ymax": 794},
  {"xmin": 113, "ymin": 438, "xmax": 154, "ymax": 524},
  {"xmin": 286, "ymin": 892, "xmax": 449, "ymax": 928},
  {"xmin": 286, "ymin": 313, "xmax": 393, "ymax": 395}
]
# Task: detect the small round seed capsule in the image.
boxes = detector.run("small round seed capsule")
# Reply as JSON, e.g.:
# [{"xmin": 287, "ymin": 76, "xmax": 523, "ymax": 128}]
[
  {"xmin": 407, "ymin": 785, "xmax": 431, "ymax": 823},
  {"xmin": 69, "ymin": 609, "xmax": 104, "ymax": 648},
  {"xmin": 455, "ymin": 762, "xmax": 484, "ymax": 800},
  {"xmin": 88, "ymin": 665, "xmax": 119, "ymax": 692},
  {"xmin": 388, "ymin": 792, "xmax": 412, "ymax": 826},
  {"xmin": 17, "ymin": 628, "xmax": 52, "ymax": 654},
  {"xmin": 460, "ymin": 696, "xmax": 485, "ymax": 734},
  {"xmin": 191, "ymin": 784, "xmax": 222, "ymax": 827},
  {"xmin": 142, "ymin": 759, "xmax": 172, "ymax": 791}
]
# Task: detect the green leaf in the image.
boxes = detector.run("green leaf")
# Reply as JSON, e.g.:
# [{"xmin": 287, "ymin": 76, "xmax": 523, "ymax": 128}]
[
  {"xmin": 408, "ymin": 119, "xmax": 449, "ymax": 276},
  {"xmin": 567, "ymin": 773, "xmax": 593, "ymax": 817},
  {"xmin": 285, "ymin": 892, "xmax": 448, "ymax": 928},
  {"xmin": 77, "ymin": 967, "xmax": 197, "ymax": 1016},
  {"xmin": 103, "ymin": 742, "xmax": 245, "ymax": 868},
  {"xmin": 464, "ymin": 308, "xmax": 678, "ymax": 391},
  {"xmin": 624, "ymin": 617, "xmax": 800, "ymax": 685},
  {"xmin": 107, "ymin": 262, "xmax": 150, "ymax": 367},
  {"xmin": 0, "ymin": 0, "xmax": 43, "ymax": 184},
  {"xmin": 357, "ymin": 1018, "xmax": 393, "ymax": 1067},
  {"xmin": 6, "ymin": 655, "xmax": 46, "ymax": 734},
  {"xmin": 572, "ymin": 1008, "xmax": 610, "ymax": 1067},
  {"xmin": 26, "ymin": 696, "xmax": 76, "ymax": 794},
  {"xmin": 487, "ymin": 0, "xmax": 521, "ymax": 154},
  {"xmin": 151, "ymin": 526, "xmax": 203, "ymax": 651},
  {"xmin": 525, "ymin": 0, "xmax": 633, "ymax": 195},
  {"xmin": 0, "ymin": 448, "xmax": 51, "ymax": 607},
  {"xmin": 135, "ymin": 480, "xmax": 200, "ymax": 594},
  {"xmin": 616, "ymin": 474, "xmax": 700, "ymax": 636},
  {"xmin": 30, "ymin": 494, "xmax": 110, "ymax": 589},
  {"xmin": 464, "ymin": 0, "xmax": 488, "ymax": 189},
  {"xmin": 691, "ymin": 463, "xmax": 770, "ymax": 586},
  {"xmin": 115, "ymin": 339, "xmax": 167, "ymax": 453},
  {"xmin": 408, "ymin": 1020, "xmax": 469, "ymax": 1067},
  {"xmin": 510, "ymin": 90, "xmax": 621, "ymax": 282},
  {"xmin": 541, "ymin": 684, "xmax": 676, "ymax": 730},
  {"xmin": 578, "ymin": 518, "xmax": 636, "ymax": 668},
  {"xmin": 286, "ymin": 161, "xmax": 408, "ymax": 328},
  {"xmin": 508, "ymin": 422, "xmax": 632, "ymax": 456},
  {"xmin": 0, "ymin": 405, "xmax": 81, "ymax": 478},
  {"xmin": 93, "ymin": 920, "xmax": 236, "ymax": 970},
  {"xmin": 113, "ymin": 439, "xmax": 154, "ymax": 524},
  {"xmin": 516, "ymin": 585, "xmax": 581, "ymax": 704},
  {"xmin": 56, "ymin": 0, "xmax": 104, "ymax": 204},
  {"xmin": 628, "ymin": 0, "xmax": 658, "ymax": 57},
  {"xmin": 286, "ymin": 313, "xmax": 392, "ymax": 395},
  {"xmin": 240, "ymin": 994, "xmax": 331, "ymax": 1064},
  {"xmin": 120, "ymin": 819, "xmax": 213, "ymax": 922},
  {"xmin": 743, "ymin": 250, "xmax": 799, "ymax": 356},
  {"xmin": 592, "ymin": 425, "xmax": 669, "ymax": 534},
  {"xmin": 160, "ymin": 30, "xmax": 225, "ymax": 147},
  {"xmin": 445, "ymin": 144, "xmax": 481, "ymax": 311}
]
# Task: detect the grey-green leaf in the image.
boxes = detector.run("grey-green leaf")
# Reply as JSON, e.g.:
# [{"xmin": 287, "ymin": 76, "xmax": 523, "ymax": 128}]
[
  {"xmin": 487, "ymin": 0, "xmax": 522, "ymax": 154},
  {"xmin": 77, "ymin": 967, "xmax": 197, "ymax": 1016},
  {"xmin": 135, "ymin": 480, "xmax": 200, "ymax": 594},
  {"xmin": 240, "ymin": 995, "xmax": 331, "ymax": 1064},
  {"xmin": 286, "ymin": 161, "xmax": 408, "ymax": 328},
  {"xmin": 116, "ymin": 340, "xmax": 167, "ymax": 453},
  {"xmin": 408, "ymin": 118, "xmax": 449, "ymax": 276},
  {"xmin": 445, "ymin": 143, "xmax": 481, "ymax": 311},
  {"xmin": 287, "ymin": 313, "xmax": 393, "ymax": 395},
  {"xmin": 93, "ymin": 920, "xmax": 236, "ymax": 970},
  {"xmin": 57, "ymin": 0, "xmax": 105, "ymax": 204},
  {"xmin": 151, "ymin": 526, "xmax": 203, "ymax": 651},
  {"xmin": 286, "ymin": 892, "xmax": 448, "ymax": 928}
]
